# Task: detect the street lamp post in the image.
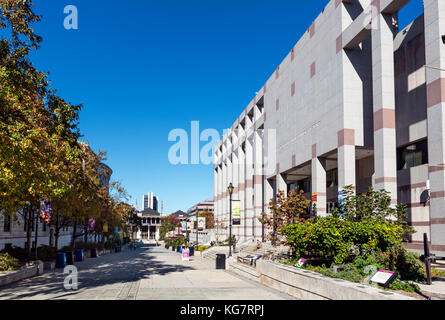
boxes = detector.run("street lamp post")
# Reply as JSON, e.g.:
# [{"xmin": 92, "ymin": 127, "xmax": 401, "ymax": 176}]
[{"xmin": 228, "ymin": 183, "xmax": 234, "ymax": 257}]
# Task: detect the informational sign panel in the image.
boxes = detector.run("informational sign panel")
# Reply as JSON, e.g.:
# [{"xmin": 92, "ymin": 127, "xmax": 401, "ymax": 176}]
[
  {"xmin": 295, "ymin": 258, "xmax": 307, "ymax": 268},
  {"xmin": 370, "ymin": 270, "xmax": 398, "ymax": 287},
  {"xmin": 186, "ymin": 221, "xmax": 192, "ymax": 231},
  {"xmin": 232, "ymin": 200, "xmax": 241, "ymax": 226},
  {"xmin": 311, "ymin": 193, "xmax": 317, "ymax": 202},
  {"xmin": 182, "ymin": 248, "xmax": 190, "ymax": 261}
]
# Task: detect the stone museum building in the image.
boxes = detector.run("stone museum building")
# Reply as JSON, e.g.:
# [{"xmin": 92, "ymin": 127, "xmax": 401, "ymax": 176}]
[{"xmin": 213, "ymin": 0, "xmax": 445, "ymax": 256}]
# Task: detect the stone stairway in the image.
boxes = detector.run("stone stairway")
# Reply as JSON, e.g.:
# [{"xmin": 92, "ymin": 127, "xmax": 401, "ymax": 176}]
[
  {"xmin": 228, "ymin": 259, "xmax": 260, "ymax": 282},
  {"xmin": 202, "ymin": 246, "xmax": 231, "ymax": 262},
  {"xmin": 432, "ymin": 260, "xmax": 445, "ymax": 272},
  {"xmin": 200, "ymin": 242, "xmax": 291, "ymax": 284}
]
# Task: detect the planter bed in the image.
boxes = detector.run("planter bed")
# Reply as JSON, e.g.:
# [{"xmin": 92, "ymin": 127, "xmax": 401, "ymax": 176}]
[
  {"xmin": 0, "ymin": 263, "xmax": 40, "ymax": 287},
  {"xmin": 255, "ymin": 260, "xmax": 417, "ymax": 300}
]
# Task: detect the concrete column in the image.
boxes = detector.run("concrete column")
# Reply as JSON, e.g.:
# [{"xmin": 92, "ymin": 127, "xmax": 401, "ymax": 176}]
[
  {"xmin": 245, "ymin": 138, "xmax": 254, "ymax": 239},
  {"xmin": 217, "ymin": 165, "xmax": 223, "ymax": 239},
  {"xmin": 424, "ymin": 0, "xmax": 445, "ymax": 255},
  {"xmin": 238, "ymin": 146, "xmax": 246, "ymax": 241},
  {"xmin": 232, "ymin": 151, "xmax": 240, "ymax": 240},
  {"xmin": 338, "ymin": 144, "xmax": 356, "ymax": 190},
  {"xmin": 253, "ymin": 130, "xmax": 264, "ymax": 240},
  {"xmin": 264, "ymin": 178, "xmax": 274, "ymax": 241},
  {"xmin": 312, "ymin": 156, "xmax": 327, "ymax": 217},
  {"xmin": 214, "ymin": 167, "xmax": 218, "ymax": 229},
  {"xmin": 276, "ymin": 173, "xmax": 287, "ymax": 197},
  {"xmin": 227, "ymin": 157, "xmax": 233, "ymax": 240},
  {"xmin": 371, "ymin": 13, "xmax": 398, "ymax": 204},
  {"xmin": 222, "ymin": 161, "xmax": 227, "ymax": 239}
]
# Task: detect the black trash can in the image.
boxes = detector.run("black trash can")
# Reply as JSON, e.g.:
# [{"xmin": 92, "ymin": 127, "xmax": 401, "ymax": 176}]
[
  {"xmin": 172, "ymin": 246, "xmax": 176, "ymax": 252},
  {"xmin": 189, "ymin": 246, "xmax": 195, "ymax": 257},
  {"xmin": 91, "ymin": 248, "xmax": 97, "ymax": 258},
  {"xmin": 65, "ymin": 251, "xmax": 73, "ymax": 265},
  {"xmin": 216, "ymin": 254, "xmax": 226, "ymax": 270}
]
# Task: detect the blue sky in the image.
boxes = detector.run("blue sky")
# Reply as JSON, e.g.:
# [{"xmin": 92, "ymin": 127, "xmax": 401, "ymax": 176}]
[{"xmin": 30, "ymin": 0, "xmax": 423, "ymax": 214}]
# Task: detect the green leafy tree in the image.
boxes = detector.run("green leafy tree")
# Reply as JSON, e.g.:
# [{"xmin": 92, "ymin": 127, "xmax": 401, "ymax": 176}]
[
  {"xmin": 160, "ymin": 214, "xmax": 180, "ymax": 240},
  {"xmin": 332, "ymin": 185, "xmax": 414, "ymax": 239},
  {"xmin": 259, "ymin": 188, "xmax": 311, "ymax": 245}
]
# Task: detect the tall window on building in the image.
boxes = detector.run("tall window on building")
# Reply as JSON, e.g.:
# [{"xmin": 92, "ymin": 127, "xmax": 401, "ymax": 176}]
[
  {"xmin": 326, "ymin": 168, "xmax": 338, "ymax": 188},
  {"xmin": 397, "ymin": 140, "xmax": 428, "ymax": 170},
  {"xmin": 3, "ymin": 214, "xmax": 11, "ymax": 232},
  {"xmin": 298, "ymin": 178, "xmax": 310, "ymax": 193}
]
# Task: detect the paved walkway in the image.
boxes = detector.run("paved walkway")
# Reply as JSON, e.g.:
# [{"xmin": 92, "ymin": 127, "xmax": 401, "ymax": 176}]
[{"xmin": 0, "ymin": 244, "xmax": 294, "ymax": 300}]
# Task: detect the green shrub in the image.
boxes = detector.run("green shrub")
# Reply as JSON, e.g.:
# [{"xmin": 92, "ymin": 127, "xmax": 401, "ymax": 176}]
[
  {"xmin": 0, "ymin": 253, "xmax": 20, "ymax": 271},
  {"xmin": 433, "ymin": 268, "xmax": 445, "ymax": 277},
  {"xmin": 395, "ymin": 247, "xmax": 426, "ymax": 282},
  {"xmin": 352, "ymin": 252, "xmax": 389, "ymax": 273},
  {"xmin": 283, "ymin": 217, "xmax": 404, "ymax": 265},
  {"xmin": 37, "ymin": 245, "xmax": 56, "ymax": 262},
  {"xmin": 59, "ymin": 245, "xmax": 74, "ymax": 252},
  {"xmin": 0, "ymin": 246, "xmax": 30, "ymax": 263},
  {"xmin": 197, "ymin": 245, "xmax": 209, "ymax": 252},
  {"xmin": 389, "ymin": 279, "xmax": 419, "ymax": 293},
  {"xmin": 309, "ymin": 264, "xmax": 364, "ymax": 283}
]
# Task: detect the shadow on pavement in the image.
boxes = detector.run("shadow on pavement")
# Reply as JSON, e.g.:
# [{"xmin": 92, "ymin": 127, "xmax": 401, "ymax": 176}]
[{"xmin": 0, "ymin": 244, "xmax": 196, "ymax": 300}]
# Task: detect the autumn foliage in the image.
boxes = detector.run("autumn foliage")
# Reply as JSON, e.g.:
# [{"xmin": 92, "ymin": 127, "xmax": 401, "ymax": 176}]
[
  {"xmin": 259, "ymin": 188, "xmax": 311, "ymax": 245},
  {"xmin": 0, "ymin": 1, "xmax": 133, "ymax": 257}
]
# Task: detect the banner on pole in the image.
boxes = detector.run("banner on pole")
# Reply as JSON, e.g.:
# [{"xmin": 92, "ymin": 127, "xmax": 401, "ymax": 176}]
[
  {"xmin": 88, "ymin": 219, "xmax": 96, "ymax": 231},
  {"xmin": 39, "ymin": 200, "xmax": 52, "ymax": 223},
  {"xmin": 198, "ymin": 217, "xmax": 206, "ymax": 231},
  {"xmin": 232, "ymin": 200, "xmax": 241, "ymax": 225}
]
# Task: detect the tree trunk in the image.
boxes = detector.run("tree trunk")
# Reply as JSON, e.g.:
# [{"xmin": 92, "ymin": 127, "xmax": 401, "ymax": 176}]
[
  {"xmin": 84, "ymin": 219, "xmax": 88, "ymax": 243},
  {"xmin": 54, "ymin": 214, "xmax": 60, "ymax": 250},
  {"xmin": 101, "ymin": 225, "xmax": 105, "ymax": 247},
  {"xmin": 49, "ymin": 227, "xmax": 54, "ymax": 247},
  {"xmin": 71, "ymin": 220, "xmax": 77, "ymax": 249},
  {"xmin": 34, "ymin": 215, "xmax": 39, "ymax": 261},
  {"xmin": 26, "ymin": 203, "xmax": 33, "ymax": 259}
]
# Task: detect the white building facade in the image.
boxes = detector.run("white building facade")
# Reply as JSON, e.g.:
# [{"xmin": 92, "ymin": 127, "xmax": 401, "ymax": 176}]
[{"xmin": 214, "ymin": 0, "xmax": 445, "ymax": 256}]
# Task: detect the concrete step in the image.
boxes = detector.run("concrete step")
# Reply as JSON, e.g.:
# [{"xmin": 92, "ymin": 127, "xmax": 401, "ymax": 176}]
[{"xmin": 228, "ymin": 260, "xmax": 260, "ymax": 282}]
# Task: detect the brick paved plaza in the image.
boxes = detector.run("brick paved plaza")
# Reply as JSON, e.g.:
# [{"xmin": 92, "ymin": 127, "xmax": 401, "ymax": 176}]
[{"xmin": 0, "ymin": 244, "xmax": 293, "ymax": 300}]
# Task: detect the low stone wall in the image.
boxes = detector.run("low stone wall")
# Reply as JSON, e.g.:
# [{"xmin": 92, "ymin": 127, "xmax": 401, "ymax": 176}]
[
  {"xmin": 0, "ymin": 264, "xmax": 39, "ymax": 287},
  {"xmin": 229, "ymin": 260, "xmax": 261, "ymax": 283},
  {"xmin": 255, "ymin": 260, "xmax": 416, "ymax": 300}
]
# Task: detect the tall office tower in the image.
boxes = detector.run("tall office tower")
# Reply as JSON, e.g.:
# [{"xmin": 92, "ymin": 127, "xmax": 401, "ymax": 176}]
[
  {"xmin": 153, "ymin": 196, "xmax": 159, "ymax": 211},
  {"xmin": 142, "ymin": 192, "xmax": 159, "ymax": 211},
  {"xmin": 142, "ymin": 194, "xmax": 149, "ymax": 210}
]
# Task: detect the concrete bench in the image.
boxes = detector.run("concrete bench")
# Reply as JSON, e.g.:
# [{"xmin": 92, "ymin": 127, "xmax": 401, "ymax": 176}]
[{"xmin": 237, "ymin": 254, "xmax": 262, "ymax": 266}]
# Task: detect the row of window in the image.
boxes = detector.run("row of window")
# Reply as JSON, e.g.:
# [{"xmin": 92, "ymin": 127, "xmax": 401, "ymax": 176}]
[
  {"xmin": 397, "ymin": 139, "xmax": 428, "ymax": 170},
  {"xmin": 142, "ymin": 218, "xmax": 161, "ymax": 224},
  {"xmin": 2, "ymin": 214, "xmax": 59, "ymax": 233},
  {"xmin": 285, "ymin": 140, "xmax": 428, "ymax": 194}
]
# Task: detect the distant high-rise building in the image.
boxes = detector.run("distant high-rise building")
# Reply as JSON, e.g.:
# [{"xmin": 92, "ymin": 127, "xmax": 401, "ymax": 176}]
[{"xmin": 142, "ymin": 192, "xmax": 160, "ymax": 211}]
